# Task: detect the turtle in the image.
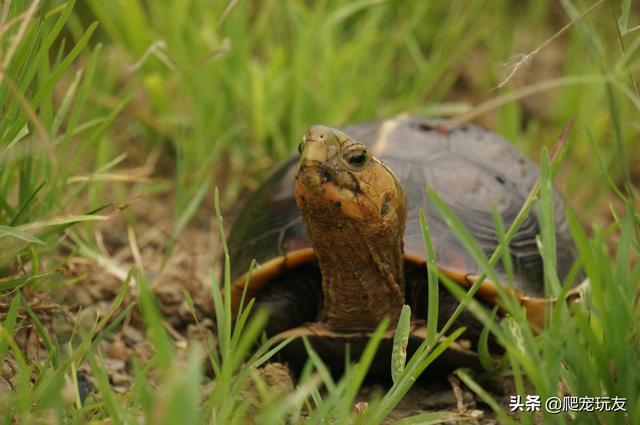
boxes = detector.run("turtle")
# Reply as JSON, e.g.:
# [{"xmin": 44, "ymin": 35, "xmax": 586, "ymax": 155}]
[{"xmin": 226, "ymin": 116, "xmax": 579, "ymax": 376}]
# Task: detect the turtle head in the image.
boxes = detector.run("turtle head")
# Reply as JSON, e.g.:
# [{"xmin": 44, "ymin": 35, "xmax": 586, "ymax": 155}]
[
  {"xmin": 295, "ymin": 125, "xmax": 406, "ymax": 226},
  {"xmin": 294, "ymin": 125, "xmax": 407, "ymax": 330}
]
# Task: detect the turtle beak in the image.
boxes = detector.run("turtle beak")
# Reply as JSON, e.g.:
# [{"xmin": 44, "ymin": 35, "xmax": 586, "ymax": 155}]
[
  {"xmin": 295, "ymin": 126, "xmax": 335, "ymax": 192},
  {"xmin": 300, "ymin": 141, "xmax": 328, "ymax": 165},
  {"xmin": 300, "ymin": 125, "xmax": 335, "ymax": 162}
]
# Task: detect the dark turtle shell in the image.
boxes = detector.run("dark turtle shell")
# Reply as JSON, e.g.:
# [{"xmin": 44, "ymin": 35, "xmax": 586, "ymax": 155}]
[{"xmin": 226, "ymin": 116, "xmax": 579, "ymax": 372}]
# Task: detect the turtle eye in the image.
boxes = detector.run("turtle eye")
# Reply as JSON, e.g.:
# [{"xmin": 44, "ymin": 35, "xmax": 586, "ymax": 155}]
[
  {"xmin": 344, "ymin": 150, "xmax": 368, "ymax": 167},
  {"xmin": 297, "ymin": 142, "xmax": 304, "ymax": 154}
]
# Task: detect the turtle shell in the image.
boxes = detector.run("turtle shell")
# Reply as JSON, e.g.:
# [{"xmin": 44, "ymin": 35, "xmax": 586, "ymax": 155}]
[{"xmin": 226, "ymin": 116, "xmax": 578, "ymax": 371}]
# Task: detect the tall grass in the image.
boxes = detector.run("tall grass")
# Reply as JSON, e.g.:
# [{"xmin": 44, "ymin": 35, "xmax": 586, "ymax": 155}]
[
  {"xmin": 83, "ymin": 0, "xmax": 494, "ymax": 239},
  {"xmin": 0, "ymin": 0, "xmax": 639, "ymax": 424},
  {"xmin": 76, "ymin": 0, "xmax": 639, "ymax": 225},
  {"xmin": 0, "ymin": 0, "xmax": 127, "ymax": 290}
]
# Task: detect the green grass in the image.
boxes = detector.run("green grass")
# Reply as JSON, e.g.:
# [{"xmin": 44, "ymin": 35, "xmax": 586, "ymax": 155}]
[{"xmin": 1, "ymin": 0, "xmax": 639, "ymax": 423}]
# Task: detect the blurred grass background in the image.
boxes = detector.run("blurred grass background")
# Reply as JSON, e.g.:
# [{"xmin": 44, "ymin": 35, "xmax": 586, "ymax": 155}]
[
  {"xmin": 0, "ymin": 0, "xmax": 639, "ymax": 423},
  {"xmin": 2, "ymin": 0, "xmax": 637, "ymax": 253},
  {"xmin": 59, "ymin": 0, "xmax": 640, "ymax": 222}
]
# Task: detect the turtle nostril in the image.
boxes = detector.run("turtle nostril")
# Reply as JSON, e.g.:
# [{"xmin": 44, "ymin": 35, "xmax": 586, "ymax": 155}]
[{"xmin": 306, "ymin": 125, "xmax": 334, "ymax": 143}]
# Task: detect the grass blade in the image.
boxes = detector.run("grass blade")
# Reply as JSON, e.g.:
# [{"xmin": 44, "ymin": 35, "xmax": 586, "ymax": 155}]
[{"xmin": 391, "ymin": 305, "xmax": 411, "ymax": 385}]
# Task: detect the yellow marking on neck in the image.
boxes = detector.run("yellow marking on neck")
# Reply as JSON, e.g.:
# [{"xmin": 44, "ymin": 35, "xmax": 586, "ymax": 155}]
[{"xmin": 322, "ymin": 182, "xmax": 362, "ymax": 219}]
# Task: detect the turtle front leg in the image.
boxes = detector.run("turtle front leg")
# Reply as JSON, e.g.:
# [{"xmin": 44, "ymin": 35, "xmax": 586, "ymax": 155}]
[{"xmin": 251, "ymin": 264, "xmax": 322, "ymax": 337}]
